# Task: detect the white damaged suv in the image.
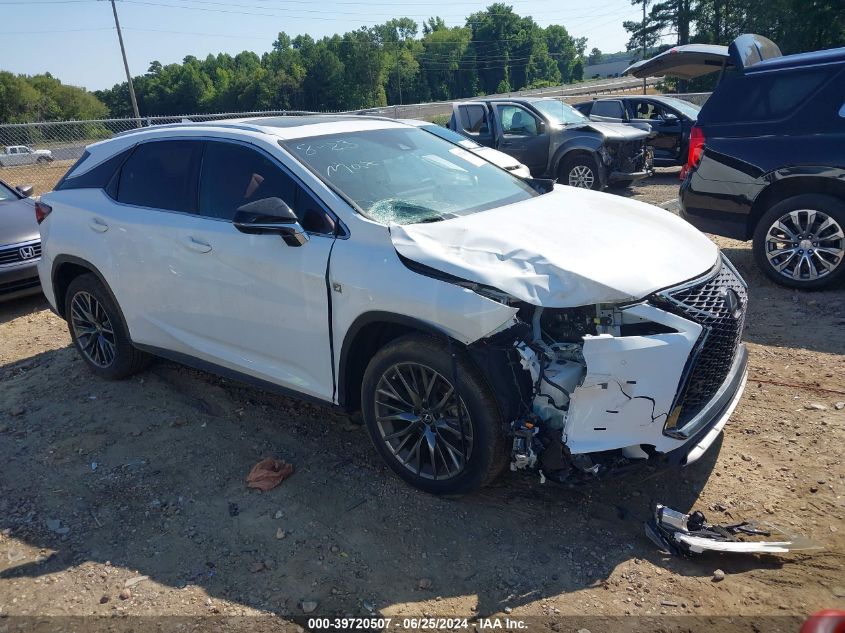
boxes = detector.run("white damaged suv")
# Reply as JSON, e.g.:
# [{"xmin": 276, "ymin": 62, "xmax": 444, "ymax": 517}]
[{"xmin": 36, "ymin": 116, "xmax": 748, "ymax": 495}]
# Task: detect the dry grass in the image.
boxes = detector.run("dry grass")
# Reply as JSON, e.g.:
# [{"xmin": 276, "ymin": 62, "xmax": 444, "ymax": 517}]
[{"xmin": 0, "ymin": 159, "xmax": 76, "ymax": 195}]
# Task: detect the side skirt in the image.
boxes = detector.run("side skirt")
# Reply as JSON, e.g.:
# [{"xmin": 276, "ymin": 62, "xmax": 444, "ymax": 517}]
[{"xmin": 133, "ymin": 343, "xmax": 340, "ymax": 411}]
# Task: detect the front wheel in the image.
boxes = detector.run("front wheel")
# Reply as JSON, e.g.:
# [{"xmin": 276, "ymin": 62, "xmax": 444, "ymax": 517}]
[
  {"xmin": 361, "ymin": 334, "xmax": 507, "ymax": 495},
  {"xmin": 559, "ymin": 154, "xmax": 602, "ymax": 190},
  {"xmin": 752, "ymin": 194, "xmax": 845, "ymax": 290},
  {"xmin": 36, "ymin": 156, "xmax": 50, "ymax": 165}
]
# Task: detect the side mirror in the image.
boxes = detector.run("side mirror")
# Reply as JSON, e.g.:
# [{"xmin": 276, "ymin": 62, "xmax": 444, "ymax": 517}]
[
  {"xmin": 662, "ymin": 113, "xmax": 679, "ymax": 122},
  {"xmin": 15, "ymin": 184, "xmax": 33, "ymax": 198},
  {"xmin": 233, "ymin": 197, "xmax": 308, "ymax": 247},
  {"xmin": 536, "ymin": 120, "xmax": 546, "ymax": 135}
]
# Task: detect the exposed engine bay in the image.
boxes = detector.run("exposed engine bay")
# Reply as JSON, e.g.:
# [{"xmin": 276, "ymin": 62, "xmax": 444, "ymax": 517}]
[{"xmin": 474, "ymin": 297, "xmax": 733, "ymax": 484}]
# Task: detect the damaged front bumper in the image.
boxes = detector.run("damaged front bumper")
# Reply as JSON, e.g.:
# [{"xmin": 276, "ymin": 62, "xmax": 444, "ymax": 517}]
[
  {"xmin": 602, "ymin": 144, "xmax": 654, "ymax": 184},
  {"xmin": 487, "ymin": 255, "xmax": 749, "ymax": 482},
  {"xmin": 662, "ymin": 343, "xmax": 747, "ymax": 467}
]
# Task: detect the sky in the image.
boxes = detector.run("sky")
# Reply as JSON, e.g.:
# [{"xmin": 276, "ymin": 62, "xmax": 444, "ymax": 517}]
[{"xmin": 0, "ymin": 0, "xmax": 648, "ymax": 91}]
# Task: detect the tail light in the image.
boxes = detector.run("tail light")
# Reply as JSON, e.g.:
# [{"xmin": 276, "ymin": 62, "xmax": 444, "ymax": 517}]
[
  {"xmin": 35, "ymin": 201, "xmax": 52, "ymax": 224},
  {"xmin": 680, "ymin": 125, "xmax": 705, "ymax": 180}
]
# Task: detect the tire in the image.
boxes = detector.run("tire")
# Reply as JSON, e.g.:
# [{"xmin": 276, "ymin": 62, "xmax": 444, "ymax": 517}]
[
  {"xmin": 361, "ymin": 334, "xmax": 508, "ymax": 495},
  {"xmin": 559, "ymin": 154, "xmax": 602, "ymax": 190},
  {"xmin": 752, "ymin": 194, "xmax": 845, "ymax": 290},
  {"xmin": 37, "ymin": 156, "xmax": 49, "ymax": 165},
  {"xmin": 64, "ymin": 274, "xmax": 151, "ymax": 379}
]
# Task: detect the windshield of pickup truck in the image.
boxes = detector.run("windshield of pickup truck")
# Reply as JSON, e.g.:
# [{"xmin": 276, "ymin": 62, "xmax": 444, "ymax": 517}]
[
  {"xmin": 532, "ymin": 99, "xmax": 589, "ymax": 125},
  {"xmin": 282, "ymin": 127, "xmax": 537, "ymax": 225}
]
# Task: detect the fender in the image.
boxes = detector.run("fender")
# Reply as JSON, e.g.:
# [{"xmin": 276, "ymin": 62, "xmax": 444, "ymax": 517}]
[
  {"xmin": 747, "ymin": 165, "xmax": 845, "ymax": 238},
  {"xmin": 337, "ymin": 311, "xmax": 452, "ymax": 410},
  {"xmin": 549, "ymin": 133, "xmax": 604, "ymax": 177},
  {"xmin": 50, "ymin": 255, "xmax": 126, "ymax": 321}
]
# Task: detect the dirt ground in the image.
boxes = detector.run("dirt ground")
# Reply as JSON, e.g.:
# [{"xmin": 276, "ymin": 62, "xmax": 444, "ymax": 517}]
[
  {"xmin": 0, "ymin": 160, "xmax": 76, "ymax": 196},
  {"xmin": 1, "ymin": 169, "xmax": 844, "ymax": 631}
]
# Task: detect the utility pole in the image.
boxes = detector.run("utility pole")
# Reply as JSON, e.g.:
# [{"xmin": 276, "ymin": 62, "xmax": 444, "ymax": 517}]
[
  {"xmin": 641, "ymin": 0, "xmax": 648, "ymax": 94},
  {"xmin": 108, "ymin": 0, "xmax": 141, "ymax": 122},
  {"xmin": 396, "ymin": 52, "xmax": 403, "ymax": 105}
]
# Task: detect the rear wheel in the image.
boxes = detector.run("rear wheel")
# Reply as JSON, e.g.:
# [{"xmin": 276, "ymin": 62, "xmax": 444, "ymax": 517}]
[
  {"xmin": 559, "ymin": 154, "xmax": 602, "ymax": 190},
  {"xmin": 361, "ymin": 334, "xmax": 507, "ymax": 495},
  {"xmin": 753, "ymin": 194, "xmax": 845, "ymax": 289},
  {"xmin": 65, "ymin": 274, "xmax": 151, "ymax": 379}
]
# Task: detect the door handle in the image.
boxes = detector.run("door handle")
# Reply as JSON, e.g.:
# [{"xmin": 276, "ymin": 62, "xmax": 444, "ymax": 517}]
[
  {"xmin": 181, "ymin": 236, "xmax": 212, "ymax": 253},
  {"xmin": 89, "ymin": 218, "xmax": 109, "ymax": 233}
]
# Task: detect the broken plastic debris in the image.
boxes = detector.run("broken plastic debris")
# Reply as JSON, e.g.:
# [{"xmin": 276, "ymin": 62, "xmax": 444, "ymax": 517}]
[
  {"xmin": 645, "ymin": 504, "xmax": 821, "ymax": 557},
  {"xmin": 246, "ymin": 457, "xmax": 295, "ymax": 492}
]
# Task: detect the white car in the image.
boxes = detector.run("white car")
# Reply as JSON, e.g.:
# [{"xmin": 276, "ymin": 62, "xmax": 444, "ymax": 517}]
[
  {"xmin": 0, "ymin": 145, "xmax": 54, "ymax": 167},
  {"xmin": 36, "ymin": 115, "xmax": 748, "ymax": 495},
  {"xmin": 400, "ymin": 119, "xmax": 532, "ymax": 179}
]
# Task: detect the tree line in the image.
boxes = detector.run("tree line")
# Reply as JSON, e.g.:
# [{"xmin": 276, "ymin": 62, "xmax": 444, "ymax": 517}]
[
  {"xmin": 0, "ymin": 71, "xmax": 108, "ymax": 124},
  {"xmin": 1, "ymin": 1, "xmax": 842, "ymax": 124},
  {"xmin": 94, "ymin": 5, "xmax": 587, "ymax": 118}
]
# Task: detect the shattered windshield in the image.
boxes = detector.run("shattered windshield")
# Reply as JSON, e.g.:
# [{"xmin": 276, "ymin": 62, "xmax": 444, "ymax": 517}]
[
  {"xmin": 281, "ymin": 127, "xmax": 537, "ymax": 225},
  {"xmin": 532, "ymin": 99, "xmax": 589, "ymax": 125}
]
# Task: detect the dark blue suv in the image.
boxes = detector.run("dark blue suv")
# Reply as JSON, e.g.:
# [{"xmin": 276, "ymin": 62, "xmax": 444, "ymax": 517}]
[{"xmin": 628, "ymin": 34, "xmax": 845, "ymax": 289}]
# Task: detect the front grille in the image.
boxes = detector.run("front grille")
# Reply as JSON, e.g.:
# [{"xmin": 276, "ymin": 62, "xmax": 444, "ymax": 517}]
[
  {"xmin": 610, "ymin": 139, "xmax": 647, "ymax": 172},
  {"xmin": 0, "ymin": 241, "xmax": 41, "ymax": 266},
  {"xmin": 656, "ymin": 256, "xmax": 747, "ymax": 428}
]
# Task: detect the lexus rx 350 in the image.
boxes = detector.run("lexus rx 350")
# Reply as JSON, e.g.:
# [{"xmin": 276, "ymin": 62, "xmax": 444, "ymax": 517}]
[{"xmin": 36, "ymin": 116, "xmax": 748, "ymax": 495}]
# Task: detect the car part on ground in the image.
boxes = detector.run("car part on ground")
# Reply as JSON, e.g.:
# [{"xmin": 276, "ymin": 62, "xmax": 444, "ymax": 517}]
[
  {"xmin": 630, "ymin": 33, "xmax": 845, "ymax": 290},
  {"xmin": 447, "ymin": 97, "xmax": 652, "ymax": 190},
  {"xmin": 646, "ymin": 504, "xmax": 821, "ymax": 557},
  {"xmin": 38, "ymin": 116, "xmax": 747, "ymax": 495},
  {"xmin": 0, "ymin": 177, "xmax": 42, "ymax": 301}
]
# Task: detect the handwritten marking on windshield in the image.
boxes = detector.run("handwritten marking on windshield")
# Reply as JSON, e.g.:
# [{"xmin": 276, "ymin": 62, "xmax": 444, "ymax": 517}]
[
  {"xmin": 327, "ymin": 161, "xmax": 378, "ymax": 177},
  {"xmin": 295, "ymin": 140, "xmax": 359, "ymax": 156}
]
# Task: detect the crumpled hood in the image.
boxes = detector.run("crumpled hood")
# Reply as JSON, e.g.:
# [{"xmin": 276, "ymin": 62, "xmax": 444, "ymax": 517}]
[
  {"xmin": 390, "ymin": 186, "xmax": 718, "ymax": 307},
  {"xmin": 582, "ymin": 121, "xmax": 649, "ymax": 142}
]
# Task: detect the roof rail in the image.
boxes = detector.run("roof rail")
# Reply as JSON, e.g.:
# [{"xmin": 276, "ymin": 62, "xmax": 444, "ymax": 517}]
[{"xmin": 111, "ymin": 119, "xmax": 267, "ymax": 139}]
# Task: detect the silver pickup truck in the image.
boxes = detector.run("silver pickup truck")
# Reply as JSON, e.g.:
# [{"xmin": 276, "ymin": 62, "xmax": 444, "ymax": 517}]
[{"xmin": 0, "ymin": 145, "xmax": 54, "ymax": 167}]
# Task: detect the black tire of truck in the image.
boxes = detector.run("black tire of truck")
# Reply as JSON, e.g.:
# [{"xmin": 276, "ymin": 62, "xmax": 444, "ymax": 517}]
[{"xmin": 559, "ymin": 153, "xmax": 603, "ymax": 191}]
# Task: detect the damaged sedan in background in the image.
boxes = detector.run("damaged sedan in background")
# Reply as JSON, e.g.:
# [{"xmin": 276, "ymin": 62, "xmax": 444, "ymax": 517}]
[{"xmin": 39, "ymin": 117, "xmax": 747, "ymax": 496}]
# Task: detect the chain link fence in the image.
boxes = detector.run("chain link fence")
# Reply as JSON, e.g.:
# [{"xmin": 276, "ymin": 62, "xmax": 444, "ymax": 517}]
[{"xmin": 0, "ymin": 85, "xmax": 709, "ymax": 196}]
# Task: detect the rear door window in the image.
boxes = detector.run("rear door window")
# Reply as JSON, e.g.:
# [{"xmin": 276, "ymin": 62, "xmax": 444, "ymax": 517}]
[
  {"xmin": 117, "ymin": 140, "xmax": 203, "ymax": 213},
  {"xmin": 458, "ymin": 105, "xmax": 490, "ymax": 135},
  {"xmin": 705, "ymin": 68, "xmax": 834, "ymax": 123},
  {"xmin": 592, "ymin": 100, "xmax": 625, "ymax": 118}
]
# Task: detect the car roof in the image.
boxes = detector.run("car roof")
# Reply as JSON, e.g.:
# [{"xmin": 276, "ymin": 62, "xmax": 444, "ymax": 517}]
[
  {"xmin": 76, "ymin": 115, "xmax": 412, "ymax": 175},
  {"xmin": 746, "ymin": 45, "xmax": 845, "ymax": 73}
]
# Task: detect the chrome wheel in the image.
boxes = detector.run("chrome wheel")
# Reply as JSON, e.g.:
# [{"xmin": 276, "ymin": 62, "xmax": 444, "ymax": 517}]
[
  {"xmin": 70, "ymin": 291, "xmax": 116, "ymax": 368},
  {"xmin": 374, "ymin": 362, "xmax": 473, "ymax": 481},
  {"xmin": 568, "ymin": 164, "xmax": 594, "ymax": 188},
  {"xmin": 765, "ymin": 209, "xmax": 844, "ymax": 281}
]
